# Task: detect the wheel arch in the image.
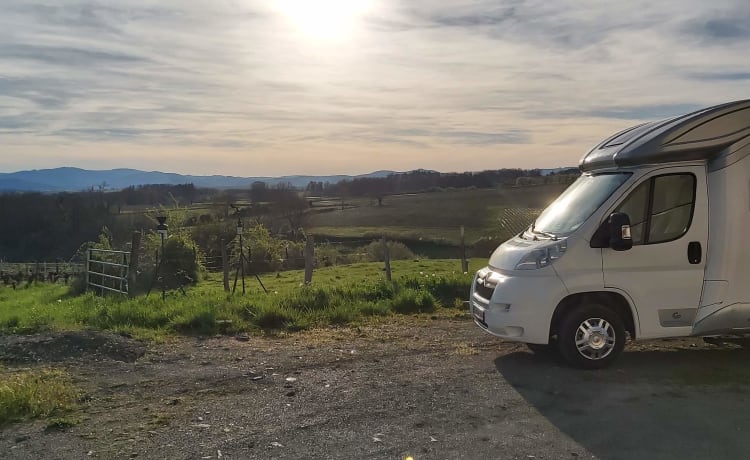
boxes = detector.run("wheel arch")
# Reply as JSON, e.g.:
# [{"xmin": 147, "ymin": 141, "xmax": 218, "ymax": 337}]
[{"xmin": 550, "ymin": 291, "xmax": 638, "ymax": 340}]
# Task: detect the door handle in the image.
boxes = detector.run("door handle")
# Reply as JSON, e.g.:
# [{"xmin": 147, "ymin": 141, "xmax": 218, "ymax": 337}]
[{"xmin": 688, "ymin": 241, "xmax": 702, "ymax": 264}]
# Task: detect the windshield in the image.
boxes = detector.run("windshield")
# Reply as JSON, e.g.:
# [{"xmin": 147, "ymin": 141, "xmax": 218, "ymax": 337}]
[{"xmin": 531, "ymin": 173, "xmax": 631, "ymax": 236}]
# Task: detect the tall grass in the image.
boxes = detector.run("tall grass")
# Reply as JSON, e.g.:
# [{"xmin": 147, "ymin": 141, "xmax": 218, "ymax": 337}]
[{"xmin": 0, "ymin": 259, "xmax": 480, "ymax": 337}]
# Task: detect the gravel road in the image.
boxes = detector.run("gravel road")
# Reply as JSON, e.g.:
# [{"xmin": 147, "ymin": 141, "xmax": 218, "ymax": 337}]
[{"xmin": 2, "ymin": 315, "xmax": 750, "ymax": 459}]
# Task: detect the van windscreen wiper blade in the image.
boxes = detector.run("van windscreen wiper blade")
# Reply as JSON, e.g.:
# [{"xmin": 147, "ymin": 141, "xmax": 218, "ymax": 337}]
[{"xmin": 531, "ymin": 224, "xmax": 558, "ymax": 240}]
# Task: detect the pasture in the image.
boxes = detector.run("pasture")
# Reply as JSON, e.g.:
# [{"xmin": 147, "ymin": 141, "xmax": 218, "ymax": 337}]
[{"xmin": 0, "ymin": 259, "xmax": 485, "ymax": 340}]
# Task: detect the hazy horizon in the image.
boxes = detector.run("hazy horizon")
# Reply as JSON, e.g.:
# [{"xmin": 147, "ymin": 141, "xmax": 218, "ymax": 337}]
[{"xmin": 1, "ymin": 0, "xmax": 748, "ymax": 176}]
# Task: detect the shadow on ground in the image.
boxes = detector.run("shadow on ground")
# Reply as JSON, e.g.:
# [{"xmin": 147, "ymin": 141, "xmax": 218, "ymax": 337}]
[{"xmin": 496, "ymin": 347, "xmax": 750, "ymax": 460}]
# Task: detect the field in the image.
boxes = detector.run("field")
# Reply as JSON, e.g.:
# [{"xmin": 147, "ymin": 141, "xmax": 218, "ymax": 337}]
[
  {"xmin": 306, "ymin": 184, "xmax": 566, "ymax": 244},
  {"xmin": 0, "ymin": 259, "xmax": 485, "ymax": 341}
]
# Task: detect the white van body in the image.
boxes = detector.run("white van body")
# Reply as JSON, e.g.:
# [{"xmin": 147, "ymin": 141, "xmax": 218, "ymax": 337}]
[{"xmin": 470, "ymin": 100, "xmax": 750, "ymax": 368}]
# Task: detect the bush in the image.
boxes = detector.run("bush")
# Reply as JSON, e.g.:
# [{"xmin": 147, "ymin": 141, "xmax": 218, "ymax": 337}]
[
  {"xmin": 392, "ymin": 289, "xmax": 436, "ymax": 314},
  {"xmin": 364, "ymin": 241, "xmax": 415, "ymax": 262}
]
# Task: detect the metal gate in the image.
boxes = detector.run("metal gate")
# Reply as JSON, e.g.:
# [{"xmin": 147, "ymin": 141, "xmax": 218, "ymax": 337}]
[{"xmin": 86, "ymin": 249, "xmax": 130, "ymax": 296}]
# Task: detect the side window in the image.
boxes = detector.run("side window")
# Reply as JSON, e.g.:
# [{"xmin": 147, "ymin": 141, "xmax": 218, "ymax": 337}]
[
  {"xmin": 649, "ymin": 175, "xmax": 695, "ymax": 243},
  {"xmin": 615, "ymin": 181, "xmax": 649, "ymax": 245},
  {"xmin": 614, "ymin": 173, "xmax": 696, "ymax": 245}
]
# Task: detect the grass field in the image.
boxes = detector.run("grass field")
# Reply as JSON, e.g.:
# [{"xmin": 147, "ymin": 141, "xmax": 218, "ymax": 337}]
[
  {"xmin": 307, "ymin": 185, "xmax": 566, "ymax": 244},
  {"xmin": 0, "ymin": 258, "xmax": 486, "ymax": 340}
]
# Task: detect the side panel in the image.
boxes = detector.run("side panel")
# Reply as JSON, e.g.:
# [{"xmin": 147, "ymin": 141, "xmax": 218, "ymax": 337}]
[
  {"xmin": 694, "ymin": 153, "xmax": 750, "ymax": 334},
  {"xmin": 601, "ymin": 165, "xmax": 708, "ymax": 339}
]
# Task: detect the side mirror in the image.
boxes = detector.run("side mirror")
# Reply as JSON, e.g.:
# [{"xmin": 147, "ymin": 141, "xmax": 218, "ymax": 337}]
[{"xmin": 608, "ymin": 212, "xmax": 632, "ymax": 251}]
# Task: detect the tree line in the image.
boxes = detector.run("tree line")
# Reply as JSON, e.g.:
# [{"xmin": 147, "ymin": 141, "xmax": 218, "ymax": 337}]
[{"xmin": 305, "ymin": 168, "xmax": 578, "ymax": 198}]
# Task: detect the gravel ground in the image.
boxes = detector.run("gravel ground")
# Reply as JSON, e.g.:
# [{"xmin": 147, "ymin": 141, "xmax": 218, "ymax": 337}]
[{"xmin": 2, "ymin": 315, "xmax": 750, "ymax": 460}]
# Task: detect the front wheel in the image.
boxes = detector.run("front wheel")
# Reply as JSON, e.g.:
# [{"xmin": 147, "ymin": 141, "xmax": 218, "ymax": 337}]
[{"xmin": 557, "ymin": 304, "xmax": 625, "ymax": 369}]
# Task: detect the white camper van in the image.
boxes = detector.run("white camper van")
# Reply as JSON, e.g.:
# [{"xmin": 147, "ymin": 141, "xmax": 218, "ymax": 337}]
[{"xmin": 470, "ymin": 99, "xmax": 750, "ymax": 369}]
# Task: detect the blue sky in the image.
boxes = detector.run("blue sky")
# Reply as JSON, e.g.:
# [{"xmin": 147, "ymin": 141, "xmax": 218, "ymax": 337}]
[{"xmin": 1, "ymin": 0, "xmax": 749, "ymax": 176}]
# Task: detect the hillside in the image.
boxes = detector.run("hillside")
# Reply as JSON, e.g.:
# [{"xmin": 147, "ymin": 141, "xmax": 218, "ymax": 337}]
[{"xmin": 0, "ymin": 168, "xmax": 398, "ymax": 192}]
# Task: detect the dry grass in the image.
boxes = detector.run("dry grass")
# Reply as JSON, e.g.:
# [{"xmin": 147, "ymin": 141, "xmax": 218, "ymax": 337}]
[{"xmin": 0, "ymin": 368, "xmax": 79, "ymax": 425}]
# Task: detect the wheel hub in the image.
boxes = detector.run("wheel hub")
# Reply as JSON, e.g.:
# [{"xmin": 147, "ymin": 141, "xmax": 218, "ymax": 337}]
[{"xmin": 575, "ymin": 318, "xmax": 616, "ymax": 360}]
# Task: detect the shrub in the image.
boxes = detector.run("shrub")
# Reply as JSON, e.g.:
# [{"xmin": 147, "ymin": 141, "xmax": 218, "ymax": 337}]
[
  {"xmin": 364, "ymin": 241, "xmax": 415, "ymax": 262},
  {"xmin": 392, "ymin": 289, "xmax": 436, "ymax": 314}
]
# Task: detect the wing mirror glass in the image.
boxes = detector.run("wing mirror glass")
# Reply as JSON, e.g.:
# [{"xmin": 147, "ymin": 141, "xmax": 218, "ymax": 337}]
[{"xmin": 608, "ymin": 212, "xmax": 632, "ymax": 251}]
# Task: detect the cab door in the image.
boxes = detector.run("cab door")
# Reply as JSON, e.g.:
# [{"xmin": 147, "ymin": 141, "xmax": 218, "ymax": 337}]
[{"xmin": 601, "ymin": 165, "xmax": 708, "ymax": 339}]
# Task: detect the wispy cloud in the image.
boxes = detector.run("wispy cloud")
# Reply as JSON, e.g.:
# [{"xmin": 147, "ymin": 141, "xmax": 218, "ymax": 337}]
[{"xmin": 0, "ymin": 0, "xmax": 748, "ymax": 175}]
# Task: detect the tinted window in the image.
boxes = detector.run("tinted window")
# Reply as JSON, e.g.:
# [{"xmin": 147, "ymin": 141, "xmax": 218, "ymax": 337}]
[
  {"xmin": 649, "ymin": 174, "xmax": 695, "ymax": 243},
  {"xmin": 615, "ymin": 181, "xmax": 649, "ymax": 245},
  {"xmin": 614, "ymin": 173, "xmax": 695, "ymax": 245}
]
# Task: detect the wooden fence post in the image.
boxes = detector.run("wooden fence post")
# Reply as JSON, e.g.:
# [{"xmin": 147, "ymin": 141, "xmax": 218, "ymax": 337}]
[
  {"xmin": 304, "ymin": 236, "xmax": 314, "ymax": 285},
  {"xmin": 382, "ymin": 236, "xmax": 392, "ymax": 281},
  {"xmin": 460, "ymin": 225, "xmax": 469, "ymax": 273},
  {"xmin": 128, "ymin": 231, "xmax": 141, "ymax": 297},
  {"xmin": 221, "ymin": 238, "xmax": 230, "ymax": 292}
]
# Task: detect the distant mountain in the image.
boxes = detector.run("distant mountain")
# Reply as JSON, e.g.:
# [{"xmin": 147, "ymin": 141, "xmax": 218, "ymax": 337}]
[{"xmin": 0, "ymin": 168, "xmax": 399, "ymax": 192}]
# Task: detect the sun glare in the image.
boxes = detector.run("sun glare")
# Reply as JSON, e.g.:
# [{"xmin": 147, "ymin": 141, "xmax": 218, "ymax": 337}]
[{"xmin": 274, "ymin": 0, "xmax": 372, "ymax": 41}]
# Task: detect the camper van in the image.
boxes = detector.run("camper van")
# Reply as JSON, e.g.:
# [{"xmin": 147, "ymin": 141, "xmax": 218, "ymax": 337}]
[{"xmin": 470, "ymin": 99, "xmax": 750, "ymax": 369}]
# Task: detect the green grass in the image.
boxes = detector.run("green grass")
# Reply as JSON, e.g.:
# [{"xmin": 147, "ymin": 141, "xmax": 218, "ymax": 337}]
[
  {"xmin": 0, "ymin": 368, "xmax": 79, "ymax": 425},
  {"xmin": 0, "ymin": 258, "xmax": 484, "ymax": 339}
]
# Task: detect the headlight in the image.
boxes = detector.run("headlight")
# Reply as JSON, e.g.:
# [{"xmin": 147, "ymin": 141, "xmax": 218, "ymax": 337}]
[{"xmin": 514, "ymin": 240, "xmax": 567, "ymax": 270}]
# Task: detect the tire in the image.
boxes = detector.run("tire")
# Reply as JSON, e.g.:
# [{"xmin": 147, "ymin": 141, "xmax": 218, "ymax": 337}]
[{"xmin": 557, "ymin": 304, "xmax": 626, "ymax": 369}]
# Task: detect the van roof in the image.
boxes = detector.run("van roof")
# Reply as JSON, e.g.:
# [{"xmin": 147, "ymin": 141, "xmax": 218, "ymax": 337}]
[{"xmin": 579, "ymin": 99, "xmax": 750, "ymax": 171}]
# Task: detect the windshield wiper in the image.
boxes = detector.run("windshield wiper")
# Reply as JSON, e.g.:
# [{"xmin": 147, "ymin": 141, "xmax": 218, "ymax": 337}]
[{"xmin": 530, "ymin": 223, "xmax": 558, "ymax": 240}]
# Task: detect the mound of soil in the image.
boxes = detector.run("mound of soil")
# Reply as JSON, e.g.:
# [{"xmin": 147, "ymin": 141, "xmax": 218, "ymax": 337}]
[{"xmin": 0, "ymin": 330, "xmax": 147, "ymax": 364}]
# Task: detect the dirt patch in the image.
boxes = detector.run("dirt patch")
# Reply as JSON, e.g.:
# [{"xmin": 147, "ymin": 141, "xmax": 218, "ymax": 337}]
[{"xmin": 0, "ymin": 330, "xmax": 147, "ymax": 364}]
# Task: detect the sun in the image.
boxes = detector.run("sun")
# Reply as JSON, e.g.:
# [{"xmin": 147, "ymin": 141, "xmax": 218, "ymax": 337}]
[{"xmin": 274, "ymin": 0, "xmax": 373, "ymax": 41}]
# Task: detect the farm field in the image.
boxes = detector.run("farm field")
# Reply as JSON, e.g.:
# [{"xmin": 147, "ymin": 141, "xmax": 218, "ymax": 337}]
[
  {"xmin": 0, "ymin": 258, "xmax": 486, "ymax": 341},
  {"xmin": 307, "ymin": 184, "xmax": 567, "ymax": 244}
]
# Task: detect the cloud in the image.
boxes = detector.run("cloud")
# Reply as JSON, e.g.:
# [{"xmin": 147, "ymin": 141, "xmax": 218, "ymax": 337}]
[
  {"xmin": 689, "ymin": 72, "xmax": 750, "ymax": 81},
  {"xmin": 0, "ymin": 0, "xmax": 748, "ymax": 175},
  {"xmin": 579, "ymin": 104, "xmax": 707, "ymax": 120}
]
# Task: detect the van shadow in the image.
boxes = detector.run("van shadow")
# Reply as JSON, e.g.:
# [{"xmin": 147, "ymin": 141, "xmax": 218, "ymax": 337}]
[{"xmin": 495, "ymin": 347, "xmax": 750, "ymax": 460}]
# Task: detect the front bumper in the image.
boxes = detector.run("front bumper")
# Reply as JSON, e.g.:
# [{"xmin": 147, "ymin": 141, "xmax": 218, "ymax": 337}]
[{"xmin": 469, "ymin": 268, "xmax": 567, "ymax": 344}]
